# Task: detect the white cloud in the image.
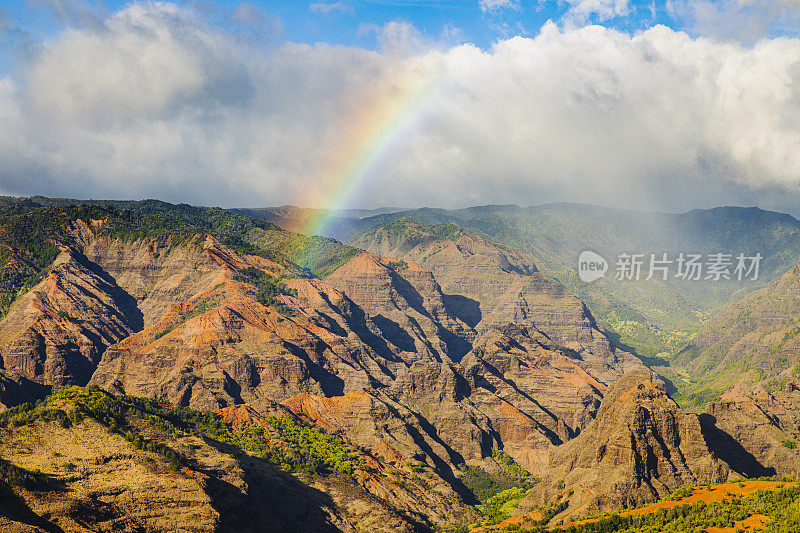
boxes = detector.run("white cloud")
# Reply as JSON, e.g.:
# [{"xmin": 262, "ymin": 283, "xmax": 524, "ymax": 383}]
[
  {"xmin": 3, "ymin": 3, "xmax": 800, "ymax": 214},
  {"xmin": 309, "ymin": 2, "xmax": 353, "ymax": 15},
  {"xmin": 479, "ymin": 0, "xmax": 520, "ymax": 13},
  {"xmin": 358, "ymin": 21, "xmax": 432, "ymax": 56},
  {"xmin": 670, "ymin": 0, "xmax": 800, "ymax": 42},
  {"xmin": 27, "ymin": 3, "xmax": 251, "ymax": 125},
  {"xmin": 562, "ymin": 0, "xmax": 631, "ymax": 24}
]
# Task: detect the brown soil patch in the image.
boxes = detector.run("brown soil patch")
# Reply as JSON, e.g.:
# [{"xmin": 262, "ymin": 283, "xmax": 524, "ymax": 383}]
[{"xmin": 626, "ymin": 480, "xmax": 784, "ymax": 513}]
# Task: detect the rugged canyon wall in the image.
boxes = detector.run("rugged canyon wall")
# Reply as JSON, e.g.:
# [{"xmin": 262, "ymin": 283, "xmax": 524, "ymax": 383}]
[
  {"xmin": 4, "ymin": 207, "xmax": 799, "ymax": 530},
  {"xmin": 516, "ymin": 369, "xmax": 730, "ymax": 522}
]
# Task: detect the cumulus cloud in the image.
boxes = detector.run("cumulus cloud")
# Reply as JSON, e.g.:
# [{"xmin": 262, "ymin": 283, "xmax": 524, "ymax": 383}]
[{"xmin": 3, "ymin": 2, "xmax": 800, "ymax": 214}]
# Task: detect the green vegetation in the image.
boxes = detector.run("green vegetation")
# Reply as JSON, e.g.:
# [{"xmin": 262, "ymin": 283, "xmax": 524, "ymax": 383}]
[
  {"xmin": 0, "ymin": 386, "xmax": 366, "ymax": 479},
  {"xmin": 0, "ymin": 387, "xmax": 188, "ymax": 471},
  {"xmin": 128, "ymin": 401, "xmax": 364, "ymax": 476},
  {"xmin": 462, "ymin": 451, "xmax": 544, "ymax": 528},
  {"xmin": 554, "ymin": 267, "xmax": 696, "ymax": 360},
  {"xmin": 491, "ymin": 449, "xmax": 540, "ymax": 488},
  {"xmin": 489, "ymin": 501, "xmax": 570, "ymax": 532},
  {"xmin": 294, "ymin": 236, "xmax": 360, "ymax": 277},
  {"xmin": 139, "ymin": 397, "xmax": 364, "ymax": 476},
  {"xmin": 387, "ymin": 260, "xmax": 409, "ymax": 271},
  {"xmin": 152, "ymin": 294, "xmax": 222, "ymax": 341},
  {"xmin": 654, "ymin": 356, "xmax": 759, "ymax": 411},
  {"xmin": 384, "ymin": 217, "xmax": 426, "ymax": 239},
  {"xmin": 487, "ymin": 481, "xmax": 800, "ymax": 533},
  {"xmin": 459, "ymin": 448, "xmax": 541, "ymax": 527},
  {"xmin": 0, "ymin": 197, "xmax": 361, "ymax": 288},
  {"xmin": 267, "ymin": 417, "xmax": 365, "ymax": 475},
  {"xmin": 782, "ymin": 439, "xmax": 797, "ymax": 449},
  {"xmin": 459, "ymin": 464, "xmax": 505, "ymax": 501},
  {"xmin": 550, "ymin": 485, "xmax": 800, "ymax": 533},
  {"xmin": 357, "ymin": 217, "xmax": 466, "ymax": 252},
  {"xmin": 234, "ymin": 267, "xmax": 297, "ymax": 315},
  {"xmin": 0, "ymin": 203, "xmax": 201, "ymax": 317},
  {"xmin": 0, "ymin": 458, "xmax": 51, "ymax": 489},
  {"xmin": 167, "ymin": 203, "xmax": 360, "ymax": 277},
  {"xmin": 0, "ymin": 197, "xmax": 365, "ymax": 337},
  {"xmin": 667, "ymin": 485, "xmax": 694, "ymax": 500},
  {"xmin": 430, "ymin": 222, "xmax": 465, "ymax": 241},
  {"xmin": 348, "ymin": 203, "xmax": 800, "ymax": 406},
  {"xmin": 476, "ymin": 487, "xmax": 529, "ymax": 526},
  {"xmin": 101, "ymin": 211, "xmax": 200, "ymax": 246},
  {"xmin": 0, "ymin": 206, "xmax": 79, "ymax": 317}
]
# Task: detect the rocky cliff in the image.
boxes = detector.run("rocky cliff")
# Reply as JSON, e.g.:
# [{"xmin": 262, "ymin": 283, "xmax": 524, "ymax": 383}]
[
  {"xmin": 0, "ymin": 248, "xmax": 140, "ymax": 392},
  {"xmin": 0, "ymin": 203, "xmax": 653, "ymax": 530},
  {"xmin": 516, "ymin": 369, "xmax": 729, "ymax": 522},
  {"xmin": 325, "ymin": 252, "xmax": 475, "ymax": 362},
  {"xmin": 353, "ymin": 218, "xmax": 626, "ymax": 368}
]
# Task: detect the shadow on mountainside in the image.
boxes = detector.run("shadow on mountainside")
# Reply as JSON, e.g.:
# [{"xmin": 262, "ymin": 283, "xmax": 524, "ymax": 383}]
[
  {"xmin": 443, "ymin": 294, "xmax": 481, "ymax": 329},
  {"xmin": 0, "ymin": 481, "xmax": 65, "ymax": 532},
  {"xmin": 0, "ymin": 371, "xmax": 52, "ymax": 408},
  {"xmin": 283, "ymin": 341, "xmax": 346, "ymax": 397},
  {"xmin": 72, "ymin": 250, "xmax": 145, "ymax": 333},
  {"xmin": 386, "ymin": 271, "xmax": 475, "ymax": 361},
  {"xmin": 372, "ymin": 315, "xmax": 417, "ymax": 353},
  {"xmin": 201, "ymin": 438, "xmax": 345, "ymax": 533},
  {"xmin": 699, "ymin": 413, "xmax": 777, "ymax": 478}
]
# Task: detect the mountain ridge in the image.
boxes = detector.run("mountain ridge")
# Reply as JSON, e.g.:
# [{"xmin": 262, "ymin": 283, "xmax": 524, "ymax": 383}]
[{"xmin": 0, "ymin": 197, "xmax": 799, "ymax": 531}]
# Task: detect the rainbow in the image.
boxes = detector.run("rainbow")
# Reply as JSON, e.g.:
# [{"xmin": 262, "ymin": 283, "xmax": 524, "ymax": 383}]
[{"xmin": 294, "ymin": 65, "xmax": 438, "ymax": 239}]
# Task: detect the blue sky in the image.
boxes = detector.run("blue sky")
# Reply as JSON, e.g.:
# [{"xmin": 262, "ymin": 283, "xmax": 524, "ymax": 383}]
[
  {"xmin": 4, "ymin": 0, "xmax": 684, "ymax": 55},
  {"xmin": 256, "ymin": 0, "xmax": 673, "ymax": 48},
  {"xmin": 0, "ymin": 0, "xmax": 728, "ymax": 85}
]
